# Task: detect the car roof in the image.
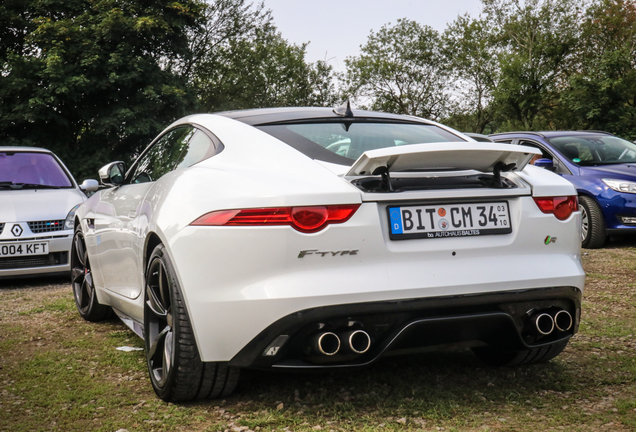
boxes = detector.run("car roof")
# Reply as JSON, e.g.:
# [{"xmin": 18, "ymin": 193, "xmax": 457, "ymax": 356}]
[
  {"xmin": 216, "ymin": 107, "xmax": 434, "ymax": 125},
  {"xmin": 489, "ymin": 131, "xmax": 614, "ymax": 139},
  {"xmin": 0, "ymin": 146, "xmax": 53, "ymax": 153},
  {"xmin": 463, "ymin": 132, "xmax": 493, "ymax": 142}
]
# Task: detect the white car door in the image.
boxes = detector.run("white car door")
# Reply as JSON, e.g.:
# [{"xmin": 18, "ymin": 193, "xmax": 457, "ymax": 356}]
[{"xmin": 93, "ymin": 126, "xmax": 218, "ymax": 299}]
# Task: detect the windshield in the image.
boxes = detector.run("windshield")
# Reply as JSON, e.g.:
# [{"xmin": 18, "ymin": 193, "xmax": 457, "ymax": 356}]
[
  {"xmin": 547, "ymin": 135, "xmax": 636, "ymax": 166},
  {"xmin": 257, "ymin": 121, "xmax": 464, "ymax": 164},
  {"xmin": 0, "ymin": 151, "xmax": 73, "ymax": 188}
]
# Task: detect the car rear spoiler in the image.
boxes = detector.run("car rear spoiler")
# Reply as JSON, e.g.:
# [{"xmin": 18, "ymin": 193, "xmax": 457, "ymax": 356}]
[{"xmin": 345, "ymin": 142, "xmax": 541, "ymax": 178}]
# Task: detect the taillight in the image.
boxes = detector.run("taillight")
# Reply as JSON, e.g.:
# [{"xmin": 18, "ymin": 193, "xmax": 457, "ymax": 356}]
[
  {"xmin": 191, "ymin": 204, "xmax": 360, "ymax": 233},
  {"xmin": 533, "ymin": 196, "xmax": 578, "ymax": 220}
]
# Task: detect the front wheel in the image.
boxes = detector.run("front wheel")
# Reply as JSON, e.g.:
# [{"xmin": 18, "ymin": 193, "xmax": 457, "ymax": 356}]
[
  {"xmin": 144, "ymin": 244, "xmax": 240, "ymax": 402},
  {"xmin": 580, "ymin": 195, "xmax": 606, "ymax": 249},
  {"xmin": 71, "ymin": 225, "xmax": 111, "ymax": 321}
]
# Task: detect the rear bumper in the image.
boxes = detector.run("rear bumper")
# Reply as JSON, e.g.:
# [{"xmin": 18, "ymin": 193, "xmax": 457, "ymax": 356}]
[
  {"xmin": 168, "ymin": 199, "xmax": 584, "ymax": 362},
  {"xmin": 228, "ymin": 286, "xmax": 581, "ymax": 369}
]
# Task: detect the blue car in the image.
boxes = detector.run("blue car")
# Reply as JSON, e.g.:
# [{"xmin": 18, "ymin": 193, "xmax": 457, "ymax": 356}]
[{"xmin": 489, "ymin": 131, "xmax": 636, "ymax": 248}]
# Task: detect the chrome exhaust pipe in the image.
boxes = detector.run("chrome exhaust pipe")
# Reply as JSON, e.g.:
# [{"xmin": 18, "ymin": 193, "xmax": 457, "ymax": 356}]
[
  {"xmin": 341, "ymin": 330, "xmax": 371, "ymax": 354},
  {"xmin": 554, "ymin": 310, "xmax": 573, "ymax": 332},
  {"xmin": 312, "ymin": 332, "xmax": 340, "ymax": 355},
  {"xmin": 534, "ymin": 313, "xmax": 555, "ymax": 335}
]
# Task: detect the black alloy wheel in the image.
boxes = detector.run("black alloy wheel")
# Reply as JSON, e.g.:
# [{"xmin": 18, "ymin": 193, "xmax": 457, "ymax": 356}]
[
  {"xmin": 145, "ymin": 253, "xmax": 175, "ymax": 391},
  {"xmin": 144, "ymin": 244, "xmax": 240, "ymax": 402},
  {"xmin": 71, "ymin": 225, "xmax": 111, "ymax": 321}
]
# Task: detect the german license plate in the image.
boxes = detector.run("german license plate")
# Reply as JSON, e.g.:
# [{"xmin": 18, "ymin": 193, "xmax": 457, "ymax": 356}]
[
  {"xmin": 388, "ymin": 202, "xmax": 512, "ymax": 240},
  {"xmin": 0, "ymin": 241, "xmax": 49, "ymax": 257}
]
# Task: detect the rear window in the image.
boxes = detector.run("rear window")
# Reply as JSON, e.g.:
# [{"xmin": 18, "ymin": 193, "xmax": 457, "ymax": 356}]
[
  {"xmin": 257, "ymin": 121, "xmax": 464, "ymax": 164},
  {"xmin": 0, "ymin": 151, "xmax": 73, "ymax": 188}
]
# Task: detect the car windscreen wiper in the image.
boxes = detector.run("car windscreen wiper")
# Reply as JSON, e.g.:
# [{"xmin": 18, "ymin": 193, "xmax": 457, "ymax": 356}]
[
  {"xmin": 0, "ymin": 182, "xmax": 61, "ymax": 189},
  {"xmin": 0, "ymin": 181, "xmax": 19, "ymax": 189}
]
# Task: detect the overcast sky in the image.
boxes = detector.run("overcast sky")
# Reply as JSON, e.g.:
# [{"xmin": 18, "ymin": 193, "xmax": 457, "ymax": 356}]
[{"xmin": 263, "ymin": 0, "xmax": 484, "ymax": 72}]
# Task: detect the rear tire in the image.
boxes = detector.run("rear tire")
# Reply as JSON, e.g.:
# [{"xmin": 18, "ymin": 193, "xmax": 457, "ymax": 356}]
[
  {"xmin": 144, "ymin": 244, "xmax": 240, "ymax": 402},
  {"xmin": 580, "ymin": 195, "xmax": 606, "ymax": 249},
  {"xmin": 71, "ymin": 225, "xmax": 111, "ymax": 322},
  {"xmin": 472, "ymin": 339, "xmax": 569, "ymax": 367}
]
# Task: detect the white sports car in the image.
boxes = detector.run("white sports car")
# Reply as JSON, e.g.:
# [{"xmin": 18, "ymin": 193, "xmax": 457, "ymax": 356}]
[
  {"xmin": 72, "ymin": 106, "xmax": 585, "ymax": 402},
  {"xmin": 0, "ymin": 147, "xmax": 98, "ymax": 278}
]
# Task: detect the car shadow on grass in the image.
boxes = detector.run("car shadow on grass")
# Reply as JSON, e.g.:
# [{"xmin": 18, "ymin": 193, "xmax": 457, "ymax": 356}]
[
  {"xmin": 0, "ymin": 274, "xmax": 69, "ymax": 290},
  {"xmin": 234, "ymin": 348, "xmax": 573, "ymax": 411}
]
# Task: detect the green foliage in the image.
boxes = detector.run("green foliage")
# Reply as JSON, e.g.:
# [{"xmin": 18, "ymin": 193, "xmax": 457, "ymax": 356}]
[
  {"xmin": 344, "ymin": 19, "xmax": 451, "ymax": 120},
  {"xmin": 4, "ymin": 0, "xmax": 636, "ymax": 177},
  {"xmin": 442, "ymin": 15, "xmax": 500, "ymax": 133},
  {"xmin": 560, "ymin": 0, "xmax": 636, "ymax": 139},
  {"xmin": 440, "ymin": 0, "xmax": 636, "ymax": 137},
  {"xmin": 0, "ymin": 0, "xmax": 202, "ymax": 180},
  {"xmin": 192, "ymin": 3, "xmax": 338, "ymax": 112},
  {"xmin": 483, "ymin": 0, "xmax": 583, "ymax": 131}
]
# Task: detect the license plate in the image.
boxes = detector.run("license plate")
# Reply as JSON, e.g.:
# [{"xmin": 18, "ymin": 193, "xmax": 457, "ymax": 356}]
[
  {"xmin": 388, "ymin": 202, "xmax": 512, "ymax": 240},
  {"xmin": 0, "ymin": 241, "xmax": 49, "ymax": 257}
]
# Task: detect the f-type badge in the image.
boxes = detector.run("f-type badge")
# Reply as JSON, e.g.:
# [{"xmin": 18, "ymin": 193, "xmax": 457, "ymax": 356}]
[
  {"xmin": 298, "ymin": 249, "xmax": 359, "ymax": 258},
  {"xmin": 11, "ymin": 224, "xmax": 23, "ymax": 237}
]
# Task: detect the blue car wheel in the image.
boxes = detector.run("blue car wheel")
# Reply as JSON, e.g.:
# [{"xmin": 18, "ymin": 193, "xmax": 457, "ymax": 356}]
[{"xmin": 580, "ymin": 196, "xmax": 606, "ymax": 249}]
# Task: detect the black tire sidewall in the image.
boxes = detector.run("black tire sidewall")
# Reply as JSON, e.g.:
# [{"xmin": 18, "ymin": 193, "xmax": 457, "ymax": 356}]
[
  {"xmin": 579, "ymin": 195, "xmax": 606, "ymax": 249},
  {"xmin": 71, "ymin": 225, "xmax": 108, "ymax": 321},
  {"xmin": 144, "ymin": 244, "xmax": 181, "ymax": 400}
]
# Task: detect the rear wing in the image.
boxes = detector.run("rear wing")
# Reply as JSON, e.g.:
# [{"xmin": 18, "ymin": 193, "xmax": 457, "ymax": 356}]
[{"xmin": 345, "ymin": 142, "xmax": 541, "ymax": 177}]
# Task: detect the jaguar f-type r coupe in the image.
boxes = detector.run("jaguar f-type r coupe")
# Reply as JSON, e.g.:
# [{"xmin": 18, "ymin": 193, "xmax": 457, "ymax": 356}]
[{"xmin": 72, "ymin": 106, "xmax": 585, "ymax": 402}]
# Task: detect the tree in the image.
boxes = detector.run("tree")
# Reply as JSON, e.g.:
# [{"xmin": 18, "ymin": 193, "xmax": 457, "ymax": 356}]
[
  {"xmin": 442, "ymin": 14, "xmax": 500, "ymax": 133},
  {"xmin": 483, "ymin": 0, "xmax": 583, "ymax": 130},
  {"xmin": 344, "ymin": 19, "xmax": 451, "ymax": 120},
  {"xmin": 0, "ymin": 0, "xmax": 202, "ymax": 180},
  {"xmin": 560, "ymin": 0, "xmax": 636, "ymax": 138},
  {"xmin": 192, "ymin": 6, "xmax": 338, "ymax": 112}
]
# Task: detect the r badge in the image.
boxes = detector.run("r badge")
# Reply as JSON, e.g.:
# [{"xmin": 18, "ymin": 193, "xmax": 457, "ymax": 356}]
[{"xmin": 544, "ymin": 236, "xmax": 557, "ymax": 245}]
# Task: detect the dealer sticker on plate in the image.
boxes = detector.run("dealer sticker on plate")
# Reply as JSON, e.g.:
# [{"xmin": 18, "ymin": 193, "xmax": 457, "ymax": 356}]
[{"xmin": 388, "ymin": 202, "xmax": 512, "ymax": 240}]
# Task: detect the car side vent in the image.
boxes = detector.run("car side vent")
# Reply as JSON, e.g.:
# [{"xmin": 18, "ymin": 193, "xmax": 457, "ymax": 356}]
[{"xmin": 28, "ymin": 220, "xmax": 66, "ymax": 233}]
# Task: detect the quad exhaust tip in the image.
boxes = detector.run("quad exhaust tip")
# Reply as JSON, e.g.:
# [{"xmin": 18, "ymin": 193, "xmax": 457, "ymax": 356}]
[
  {"xmin": 314, "ymin": 332, "xmax": 340, "ymax": 356},
  {"xmin": 554, "ymin": 310, "xmax": 573, "ymax": 332},
  {"xmin": 312, "ymin": 330, "xmax": 372, "ymax": 356},
  {"xmin": 343, "ymin": 330, "xmax": 371, "ymax": 354},
  {"xmin": 531, "ymin": 309, "xmax": 573, "ymax": 336},
  {"xmin": 534, "ymin": 313, "xmax": 555, "ymax": 335}
]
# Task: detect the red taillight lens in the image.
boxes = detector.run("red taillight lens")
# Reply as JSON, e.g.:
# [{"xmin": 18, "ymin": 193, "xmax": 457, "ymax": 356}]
[
  {"xmin": 291, "ymin": 206, "xmax": 328, "ymax": 232},
  {"xmin": 533, "ymin": 196, "xmax": 578, "ymax": 221},
  {"xmin": 191, "ymin": 204, "xmax": 360, "ymax": 233}
]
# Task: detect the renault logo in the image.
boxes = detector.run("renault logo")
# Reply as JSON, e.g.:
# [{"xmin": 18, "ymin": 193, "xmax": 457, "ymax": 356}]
[{"xmin": 11, "ymin": 224, "xmax": 23, "ymax": 237}]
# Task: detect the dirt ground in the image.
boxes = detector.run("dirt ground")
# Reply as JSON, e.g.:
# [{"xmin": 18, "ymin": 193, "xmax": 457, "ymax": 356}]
[{"xmin": 1, "ymin": 238, "xmax": 636, "ymax": 431}]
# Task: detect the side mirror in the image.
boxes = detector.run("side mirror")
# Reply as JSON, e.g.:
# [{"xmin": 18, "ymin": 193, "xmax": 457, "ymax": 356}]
[
  {"xmin": 98, "ymin": 161, "xmax": 126, "ymax": 186},
  {"xmin": 79, "ymin": 179, "xmax": 99, "ymax": 192},
  {"xmin": 533, "ymin": 158, "xmax": 555, "ymax": 171}
]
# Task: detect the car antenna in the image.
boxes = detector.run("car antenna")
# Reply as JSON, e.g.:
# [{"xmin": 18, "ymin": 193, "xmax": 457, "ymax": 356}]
[{"xmin": 333, "ymin": 100, "xmax": 354, "ymax": 118}]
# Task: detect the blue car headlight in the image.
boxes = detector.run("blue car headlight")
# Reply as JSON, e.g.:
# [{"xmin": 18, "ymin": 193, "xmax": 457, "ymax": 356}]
[
  {"xmin": 65, "ymin": 204, "xmax": 81, "ymax": 230},
  {"xmin": 602, "ymin": 179, "xmax": 636, "ymax": 194}
]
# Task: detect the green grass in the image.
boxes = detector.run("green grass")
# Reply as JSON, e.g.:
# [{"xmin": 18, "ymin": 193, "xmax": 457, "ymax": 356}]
[{"xmin": 2, "ymin": 248, "xmax": 636, "ymax": 431}]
